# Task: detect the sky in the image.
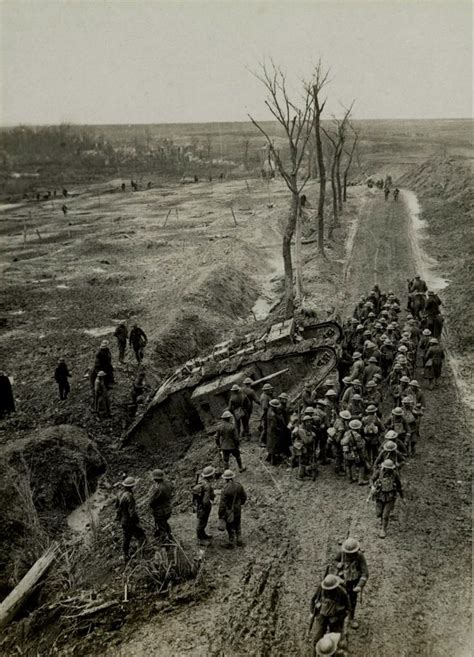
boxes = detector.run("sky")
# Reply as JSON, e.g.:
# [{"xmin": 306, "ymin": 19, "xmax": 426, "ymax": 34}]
[{"xmin": 0, "ymin": 0, "xmax": 472, "ymax": 126}]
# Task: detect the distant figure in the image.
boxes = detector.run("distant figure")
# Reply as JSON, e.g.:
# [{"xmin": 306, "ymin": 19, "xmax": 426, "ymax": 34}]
[
  {"xmin": 384, "ymin": 188, "xmax": 390, "ymax": 201},
  {"xmin": 53, "ymin": 190, "xmax": 57, "ymax": 198},
  {"xmin": 194, "ymin": 175, "xmax": 199, "ymax": 183},
  {"xmin": 0, "ymin": 371, "xmax": 15, "ymax": 418},
  {"xmin": 114, "ymin": 322, "xmax": 128, "ymax": 362},
  {"xmin": 94, "ymin": 340, "xmax": 114, "ymax": 386},
  {"xmin": 94, "ymin": 371, "xmax": 111, "ymax": 417},
  {"xmin": 208, "ymin": 175, "xmax": 212, "ymax": 182},
  {"xmin": 62, "ymin": 188, "xmax": 68, "ymax": 198},
  {"xmin": 131, "ymin": 371, "xmax": 146, "ymax": 403},
  {"xmin": 393, "ymin": 188, "xmax": 400, "ymax": 201},
  {"xmin": 219, "ymin": 172, "xmax": 224, "ymax": 181},
  {"xmin": 36, "ymin": 193, "xmax": 40, "ymax": 201},
  {"xmin": 121, "ymin": 182, "xmax": 126, "ymax": 192},
  {"xmin": 147, "ymin": 181, "xmax": 152, "ymax": 189},
  {"xmin": 300, "ymin": 194, "xmax": 308, "ymax": 208},
  {"xmin": 54, "ymin": 358, "xmax": 71, "ymax": 400},
  {"xmin": 129, "ymin": 324, "xmax": 148, "ymax": 363},
  {"xmin": 62, "ymin": 204, "xmax": 68, "ymax": 217}
]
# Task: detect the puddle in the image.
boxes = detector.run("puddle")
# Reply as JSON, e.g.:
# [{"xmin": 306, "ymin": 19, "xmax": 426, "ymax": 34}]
[
  {"xmin": 67, "ymin": 487, "xmax": 108, "ymax": 535},
  {"xmin": 84, "ymin": 326, "xmax": 116, "ymax": 337},
  {"xmin": 402, "ymin": 190, "xmax": 450, "ymax": 292}
]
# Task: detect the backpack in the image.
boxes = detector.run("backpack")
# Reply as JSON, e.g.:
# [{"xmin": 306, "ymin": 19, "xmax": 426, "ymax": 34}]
[{"xmin": 380, "ymin": 473, "xmax": 395, "ymax": 493}]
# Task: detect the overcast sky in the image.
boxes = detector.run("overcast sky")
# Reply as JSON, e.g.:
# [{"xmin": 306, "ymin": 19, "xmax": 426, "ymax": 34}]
[{"xmin": 0, "ymin": 0, "xmax": 472, "ymax": 126}]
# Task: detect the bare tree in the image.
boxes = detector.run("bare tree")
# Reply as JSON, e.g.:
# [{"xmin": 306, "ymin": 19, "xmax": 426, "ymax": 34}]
[
  {"xmin": 323, "ymin": 128, "xmax": 340, "ymax": 239},
  {"xmin": 343, "ymin": 128, "xmax": 359, "ymax": 201},
  {"xmin": 249, "ymin": 62, "xmax": 313, "ymax": 316},
  {"xmin": 309, "ymin": 62, "xmax": 330, "ymax": 255},
  {"xmin": 242, "ymin": 138, "xmax": 250, "ymax": 170}
]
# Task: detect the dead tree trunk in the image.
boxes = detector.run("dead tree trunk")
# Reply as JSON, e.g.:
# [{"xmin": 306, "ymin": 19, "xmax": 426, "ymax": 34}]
[
  {"xmin": 328, "ymin": 146, "xmax": 338, "ymax": 238},
  {"xmin": 312, "ymin": 81, "xmax": 327, "ymax": 256},
  {"xmin": 343, "ymin": 133, "xmax": 359, "ymax": 201},
  {"xmin": 295, "ymin": 196, "xmax": 303, "ymax": 303},
  {"xmin": 336, "ymin": 147, "xmax": 343, "ymax": 211},
  {"xmin": 283, "ymin": 193, "xmax": 299, "ymax": 316}
]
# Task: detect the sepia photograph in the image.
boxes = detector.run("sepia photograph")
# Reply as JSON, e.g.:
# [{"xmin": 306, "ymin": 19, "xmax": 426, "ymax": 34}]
[{"xmin": 0, "ymin": 1, "xmax": 472, "ymax": 655}]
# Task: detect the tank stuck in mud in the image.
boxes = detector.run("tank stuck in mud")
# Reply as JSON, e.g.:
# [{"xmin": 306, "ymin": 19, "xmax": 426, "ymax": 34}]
[{"xmin": 123, "ymin": 319, "xmax": 341, "ymax": 453}]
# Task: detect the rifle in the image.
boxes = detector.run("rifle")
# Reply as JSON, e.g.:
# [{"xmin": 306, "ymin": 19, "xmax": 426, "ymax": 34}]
[{"xmin": 309, "ymin": 564, "xmax": 329, "ymax": 633}]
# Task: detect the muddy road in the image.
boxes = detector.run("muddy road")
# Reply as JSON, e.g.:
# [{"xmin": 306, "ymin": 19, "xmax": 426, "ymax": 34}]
[{"xmin": 109, "ymin": 191, "xmax": 471, "ymax": 657}]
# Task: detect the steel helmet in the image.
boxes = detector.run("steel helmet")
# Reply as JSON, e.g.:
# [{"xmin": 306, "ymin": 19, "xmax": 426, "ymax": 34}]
[
  {"xmin": 350, "ymin": 317, "xmax": 358, "ymax": 324},
  {"xmin": 422, "ymin": 328, "xmax": 431, "ymax": 336},
  {"xmin": 97, "ymin": 371, "xmax": 106, "ymax": 377},
  {"xmin": 352, "ymin": 352, "xmax": 362, "ymax": 359},
  {"xmin": 356, "ymin": 324, "xmax": 364, "ymax": 331},
  {"xmin": 409, "ymin": 379, "xmax": 420, "ymax": 388},
  {"xmin": 366, "ymin": 380, "xmax": 376, "ymax": 388},
  {"xmin": 325, "ymin": 389, "xmax": 337, "ymax": 397},
  {"xmin": 316, "ymin": 398, "xmax": 329, "ymax": 406},
  {"xmin": 383, "ymin": 440, "xmax": 397, "ymax": 452},
  {"xmin": 400, "ymin": 376, "xmax": 410, "ymax": 383},
  {"xmin": 373, "ymin": 373, "xmax": 382, "ymax": 381},
  {"xmin": 352, "ymin": 393, "xmax": 362, "ymax": 401},
  {"xmin": 278, "ymin": 392, "xmax": 289, "ymax": 401},
  {"xmin": 342, "ymin": 376, "xmax": 352, "ymax": 385},
  {"xmin": 366, "ymin": 404, "xmax": 377, "ymax": 413},
  {"xmin": 322, "ymin": 574, "xmax": 340, "ymax": 590},
  {"xmin": 269, "ymin": 399, "xmax": 281, "ymax": 408},
  {"xmin": 327, "ymin": 427, "xmax": 336, "ymax": 437},
  {"xmin": 152, "ymin": 469, "xmax": 164, "ymax": 481},
  {"xmin": 122, "ymin": 476, "xmax": 137, "ymax": 488},
  {"xmin": 351, "ymin": 378, "xmax": 361, "ymax": 386},
  {"xmin": 363, "ymin": 330, "xmax": 372, "ymax": 337},
  {"xmin": 342, "ymin": 537, "xmax": 360, "ymax": 553},
  {"xmin": 339, "ymin": 410, "xmax": 351, "ymax": 420},
  {"xmin": 202, "ymin": 466, "xmax": 216, "ymax": 478},
  {"xmin": 398, "ymin": 345, "xmax": 408, "ymax": 353},
  {"xmin": 230, "ymin": 384, "xmax": 240, "ymax": 392},
  {"xmin": 368, "ymin": 356, "xmax": 378, "ymax": 363},
  {"xmin": 221, "ymin": 410, "xmax": 233, "ymax": 419},
  {"xmin": 243, "ymin": 377, "xmax": 253, "ymax": 385},
  {"xmin": 302, "ymin": 414, "xmax": 313, "ymax": 422},
  {"xmin": 402, "ymin": 397, "xmax": 413, "ymax": 405},
  {"xmin": 429, "ymin": 338, "xmax": 438, "ymax": 344},
  {"xmin": 392, "ymin": 407, "xmax": 403, "ymax": 416},
  {"xmin": 100, "ymin": 340, "xmax": 108, "ymax": 348},
  {"xmin": 222, "ymin": 469, "xmax": 235, "ymax": 480},
  {"xmin": 315, "ymin": 636, "xmax": 338, "ymax": 656},
  {"xmin": 262, "ymin": 383, "xmax": 273, "ymax": 391},
  {"xmin": 385, "ymin": 430, "xmax": 398, "ymax": 440},
  {"xmin": 305, "ymin": 406, "xmax": 315, "ymax": 415},
  {"xmin": 382, "ymin": 459, "xmax": 396, "ymax": 470},
  {"xmin": 349, "ymin": 419, "xmax": 362, "ymax": 430}
]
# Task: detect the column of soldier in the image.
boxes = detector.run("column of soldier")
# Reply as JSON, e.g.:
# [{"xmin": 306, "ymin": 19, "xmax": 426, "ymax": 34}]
[{"xmin": 115, "ymin": 282, "xmax": 444, "ymax": 657}]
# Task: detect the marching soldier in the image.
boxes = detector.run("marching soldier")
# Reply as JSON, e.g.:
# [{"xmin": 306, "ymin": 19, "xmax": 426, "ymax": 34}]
[
  {"xmin": 334, "ymin": 538, "xmax": 369, "ymax": 629},
  {"xmin": 310, "ymin": 574, "xmax": 351, "ymax": 646},
  {"xmin": 115, "ymin": 476, "xmax": 146, "ymax": 560},
  {"xmin": 216, "ymin": 410, "xmax": 246, "ymax": 472},
  {"xmin": 259, "ymin": 382, "xmax": 273, "ymax": 446},
  {"xmin": 192, "ymin": 465, "xmax": 216, "ymax": 543},
  {"xmin": 149, "ymin": 469, "xmax": 173, "ymax": 544},
  {"xmin": 218, "ymin": 469, "xmax": 247, "ymax": 548},
  {"xmin": 371, "ymin": 459, "xmax": 405, "ymax": 538}
]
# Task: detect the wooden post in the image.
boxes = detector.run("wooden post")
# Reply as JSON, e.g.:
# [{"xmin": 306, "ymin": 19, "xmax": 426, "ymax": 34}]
[
  {"xmin": 36, "ymin": 228, "xmax": 42, "ymax": 242},
  {"xmin": 175, "ymin": 207, "xmax": 179, "ymax": 220},
  {"xmin": 163, "ymin": 209, "xmax": 172, "ymax": 227},
  {"xmin": 230, "ymin": 205, "xmax": 238, "ymax": 227},
  {"xmin": 0, "ymin": 542, "xmax": 59, "ymax": 628},
  {"xmin": 245, "ymin": 179, "xmax": 251, "ymax": 193},
  {"xmin": 23, "ymin": 217, "xmax": 27, "ymax": 245}
]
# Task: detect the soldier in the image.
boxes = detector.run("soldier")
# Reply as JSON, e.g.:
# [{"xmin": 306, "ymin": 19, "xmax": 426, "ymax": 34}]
[
  {"xmin": 341, "ymin": 419, "xmax": 366, "ymax": 484},
  {"xmin": 347, "ymin": 393, "xmax": 364, "ymax": 420},
  {"xmin": 115, "ymin": 476, "xmax": 146, "ymax": 560},
  {"xmin": 293, "ymin": 414, "xmax": 317, "ymax": 479},
  {"xmin": 54, "ymin": 357, "xmax": 71, "ymax": 400},
  {"xmin": 347, "ymin": 352, "xmax": 364, "ymax": 382},
  {"xmin": 216, "ymin": 410, "xmax": 245, "ymax": 472},
  {"xmin": 95, "ymin": 340, "xmax": 114, "ymax": 387},
  {"xmin": 241, "ymin": 377, "xmax": 260, "ymax": 436},
  {"xmin": 302, "ymin": 382, "xmax": 316, "ymax": 410},
  {"xmin": 332, "ymin": 410, "xmax": 352, "ymax": 476},
  {"xmin": 259, "ymin": 382, "xmax": 273, "ymax": 446},
  {"xmin": 228, "ymin": 384, "xmax": 249, "ymax": 437},
  {"xmin": 385, "ymin": 407, "xmax": 409, "ymax": 449},
  {"xmin": 362, "ymin": 405, "xmax": 383, "ymax": 464},
  {"xmin": 94, "ymin": 371, "xmax": 111, "ymax": 417},
  {"xmin": 310, "ymin": 574, "xmax": 351, "ymax": 646},
  {"xmin": 131, "ymin": 371, "xmax": 146, "ymax": 404},
  {"xmin": 267, "ymin": 399, "xmax": 287, "ymax": 465},
  {"xmin": 218, "ymin": 469, "xmax": 247, "ymax": 548},
  {"xmin": 334, "ymin": 538, "xmax": 369, "ymax": 629},
  {"xmin": 424, "ymin": 337, "xmax": 445, "ymax": 388},
  {"xmin": 278, "ymin": 392, "xmax": 293, "ymax": 457},
  {"xmin": 364, "ymin": 379, "xmax": 382, "ymax": 409},
  {"xmin": 129, "ymin": 324, "xmax": 148, "ymax": 363},
  {"xmin": 192, "ymin": 465, "xmax": 215, "ymax": 543},
  {"xmin": 401, "ymin": 397, "xmax": 418, "ymax": 456},
  {"xmin": 341, "ymin": 379, "xmax": 363, "ymax": 410},
  {"xmin": 371, "ymin": 459, "xmax": 405, "ymax": 538},
  {"xmin": 114, "ymin": 322, "xmax": 128, "ymax": 363},
  {"xmin": 149, "ymin": 469, "xmax": 173, "ymax": 544},
  {"xmin": 0, "ymin": 371, "xmax": 15, "ymax": 418},
  {"xmin": 325, "ymin": 389, "xmax": 338, "ymax": 425},
  {"xmin": 408, "ymin": 379, "xmax": 425, "ymax": 409},
  {"xmin": 363, "ymin": 356, "xmax": 381, "ymax": 387},
  {"xmin": 418, "ymin": 328, "xmax": 432, "ymax": 363}
]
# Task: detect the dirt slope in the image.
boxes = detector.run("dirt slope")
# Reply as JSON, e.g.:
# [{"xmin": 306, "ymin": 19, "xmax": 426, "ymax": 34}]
[{"xmin": 103, "ymin": 189, "xmax": 471, "ymax": 657}]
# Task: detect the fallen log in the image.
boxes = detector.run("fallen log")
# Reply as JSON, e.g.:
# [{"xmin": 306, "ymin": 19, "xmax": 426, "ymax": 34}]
[{"xmin": 0, "ymin": 542, "xmax": 59, "ymax": 628}]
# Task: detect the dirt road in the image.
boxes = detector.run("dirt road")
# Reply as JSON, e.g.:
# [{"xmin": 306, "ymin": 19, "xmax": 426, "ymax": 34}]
[{"xmin": 109, "ymin": 190, "xmax": 471, "ymax": 657}]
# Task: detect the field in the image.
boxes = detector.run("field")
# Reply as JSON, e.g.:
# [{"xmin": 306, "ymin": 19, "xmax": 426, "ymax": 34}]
[{"xmin": 0, "ymin": 119, "xmax": 472, "ymax": 657}]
